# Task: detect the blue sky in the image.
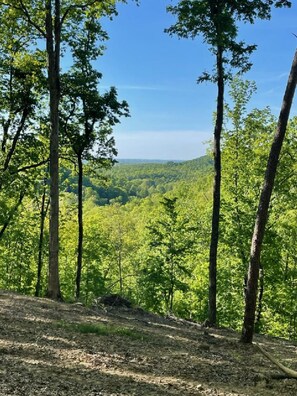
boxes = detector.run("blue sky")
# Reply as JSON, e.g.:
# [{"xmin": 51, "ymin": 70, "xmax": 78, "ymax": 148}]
[{"xmin": 97, "ymin": 0, "xmax": 297, "ymax": 160}]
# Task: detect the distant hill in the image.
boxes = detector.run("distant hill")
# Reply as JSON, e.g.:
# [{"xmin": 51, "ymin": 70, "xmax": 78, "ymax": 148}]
[
  {"xmin": 117, "ymin": 155, "xmax": 212, "ymax": 168},
  {"xmin": 62, "ymin": 155, "xmax": 213, "ymax": 205},
  {"xmin": 117, "ymin": 159, "xmax": 184, "ymax": 165},
  {"xmin": 179, "ymin": 155, "xmax": 213, "ymax": 170},
  {"xmin": 98, "ymin": 155, "xmax": 213, "ymax": 204}
]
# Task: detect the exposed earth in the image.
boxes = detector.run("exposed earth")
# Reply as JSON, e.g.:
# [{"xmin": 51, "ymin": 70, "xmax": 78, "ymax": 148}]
[{"xmin": 1, "ymin": 291, "xmax": 297, "ymax": 395}]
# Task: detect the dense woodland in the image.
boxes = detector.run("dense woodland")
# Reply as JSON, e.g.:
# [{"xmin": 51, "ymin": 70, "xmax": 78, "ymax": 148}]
[
  {"xmin": 3, "ymin": 100, "xmax": 297, "ymax": 340},
  {"xmin": 1, "ymin": 0, "xmax": 297, "ymax": 346}
]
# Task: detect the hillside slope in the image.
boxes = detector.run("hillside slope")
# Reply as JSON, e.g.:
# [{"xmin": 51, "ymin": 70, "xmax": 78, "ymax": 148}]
[{"xmin": 1, "ymin": 291, "xmax": 297, "ymax": 395}]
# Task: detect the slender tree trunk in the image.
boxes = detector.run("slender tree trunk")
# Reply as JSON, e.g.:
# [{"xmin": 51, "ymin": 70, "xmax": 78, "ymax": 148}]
[
  {"xmin": 169, "ymin": 254, "xmax": 175, "ymax": 313},
  {"xmin": 0, "ymin": 191, "xmax": 25, "ymax": 239},
  {"xmin": 241, "ymin": 48, "xmax": 297, "ymax": 343},
  {"xmin": 46, "ymin": 0, "xmax": 62, "ymax": 300},
  {"xmin": 118, "ymin": 246, "xmax": 123, "ymax": 295},
  {"xmin": 255, "ymin": 265, "xmax": 264, "ymax": 333},
  {"xmin": 208, "ymin": 45, "xmax": 224, "ymax": 326},
  {"xmin": 2, "ymin": 108, "xmax": 29, "ymax": 173},
  {"xmin": 75, "ymin": 154, "xmax": 83, "ymax": 300},
  {"xmin": 35, "ymin": 183, "xmax": 50, "ymax": 297}
]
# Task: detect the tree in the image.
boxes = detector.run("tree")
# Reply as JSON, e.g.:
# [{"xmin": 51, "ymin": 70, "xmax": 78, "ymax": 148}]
[
  {"xmin": 0, "ymin": 9, "xmax": 48, "ymax": 240},
  {"xmin": 101, "ymin": 203, "xmax": 140, "ymax": 297},
  {"xmin": 60, "ymin": 16, "xmax": 129, "ymax": 299},
  {"xmin": 241, "ymin": 48, "xmax": 297, "ymax": 343},
  {"xmin": 222, "ymin": 78, "xmax": 258, "ymax": 266},
  {"xmin": 35, "ymin": 173, "xmax": 50, "ymax": 297},
  {"xmin": 220, "ymin": 79, "xmax": 278, "ymax": 329},
  {"xmin": 1, "ymin": 0, "xmax": 118, "ymax": 299},
  {"xmin": 166, "ymin": 0, "xmax": 291, "ymax": 326},
  {"xmin": 140, "ymin": 197, "xmax": 196, "ymax": 314}
]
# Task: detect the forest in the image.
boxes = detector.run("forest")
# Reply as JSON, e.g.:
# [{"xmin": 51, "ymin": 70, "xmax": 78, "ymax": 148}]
[{"xmin": 0, "ymin": 0, "xmax": 297, "ymax": 347}]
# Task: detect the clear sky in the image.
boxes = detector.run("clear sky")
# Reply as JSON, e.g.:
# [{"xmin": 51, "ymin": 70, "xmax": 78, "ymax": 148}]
[{"xmin": 96, "ymin": 0, "xmax": 297, "ymax": 160}]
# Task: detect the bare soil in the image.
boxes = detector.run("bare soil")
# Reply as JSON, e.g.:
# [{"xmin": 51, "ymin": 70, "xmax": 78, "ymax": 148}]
[{"xmin": 1, "ymin": 291, "xmax": 297, "ymax": 395}]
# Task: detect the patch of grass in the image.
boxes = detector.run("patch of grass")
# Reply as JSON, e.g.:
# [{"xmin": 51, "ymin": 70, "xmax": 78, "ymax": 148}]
[{"xmin": 56, "ymin": 321, "xmax": 147, "ymax": 340}]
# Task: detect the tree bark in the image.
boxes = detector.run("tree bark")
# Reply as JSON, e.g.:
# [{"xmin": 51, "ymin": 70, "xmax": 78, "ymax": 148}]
[
  {"xmin": 46, "ymin": 0, "xmax": 62, "ymax": 300},
  {"xmin": 208, "ymin": 45, "xmax": 224, "ymax": 326},
  {"xmin": 35, "ymin": 182, "xmax": 50, "ymax": 297},
  {"xmin": 118, "ymin": 244, "xmax": 123, "ymax": 296},
  {"xmin": 75, "ymin": 154, "xmax": 83, "ymax": 300},
  {"xmin": 241, "ymin": 48, "xmax": 297, "ymax": 343}
]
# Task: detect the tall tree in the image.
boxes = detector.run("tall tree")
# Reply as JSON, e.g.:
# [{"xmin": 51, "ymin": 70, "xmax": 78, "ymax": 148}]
[
  {"xmin": 2, "ymin": 0, "xmax": 118, "ymax": 299},
  {"xmin": 220, "ymin": 79, "xmax": 277, "ymax": 328},
  {"xmin": 166, "ymin": 0, "xmax": 291, "ymax": 326},
  {"xmin": 61, "ymin": 16, "xmax": 129, "ymax": 299},
  {"xmin": 35, "ymin": 173, "xmax": 50, "ymax": 297},
  {"xmin": 141, "ymin": 197, "xmax": 196, "ymax": 314},
  {"xmin": 241, "ymin": 48, "xmax": 297, "ymax": 343},
  {"xmin": 0, "ymin": 8, "xmax": 47, "ymax": 239}
]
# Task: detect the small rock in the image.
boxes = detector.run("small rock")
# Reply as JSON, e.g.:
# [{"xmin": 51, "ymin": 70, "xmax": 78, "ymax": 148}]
[{"xmin": 96, "ymin": 294, "xmax": 132, "ymax": 308}]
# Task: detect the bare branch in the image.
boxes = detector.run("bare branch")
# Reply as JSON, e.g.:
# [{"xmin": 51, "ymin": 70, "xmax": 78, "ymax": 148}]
[{"xmin": 256, "ymin": 343, "xmax": 297, "ymax": 379}]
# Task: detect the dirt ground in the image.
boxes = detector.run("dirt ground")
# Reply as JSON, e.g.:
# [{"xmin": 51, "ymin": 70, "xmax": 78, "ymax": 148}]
[{"xmin": 1, "ymin": 291, "xmax": 297, "ymax": 395}]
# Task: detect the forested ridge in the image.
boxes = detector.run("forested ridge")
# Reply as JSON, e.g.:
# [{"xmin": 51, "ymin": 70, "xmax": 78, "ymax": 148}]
[
  {"xmin": 4, "ymin": 106, "xmax": 297, "ymax": 341},
  {"xmin": 61, "ymin": 155, "xmax": 213, "ymax": 205}
]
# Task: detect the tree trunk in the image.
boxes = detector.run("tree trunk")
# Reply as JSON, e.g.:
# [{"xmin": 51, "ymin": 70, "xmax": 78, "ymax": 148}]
[
  {"xmin": 75, "ymin": 154, "xmax": 83, "ymax": 300},
  {"xmin": 118, "ymin": 246, "xmax": 123, "ymax": 295},
  {"xmin": 46, "ymin": 0, "xmax": 62, "ymax": 300},
  {"xmin": 208, "ymin": 45, "xmax": 224, "ymax": 326},
  {"xmin": 35, "ymin": 181, "xmax": 50, "ymax": 297},
  {"xmin": 255, "ymin": 265, "xmax": 264, "ymax": 333},
  {"xmin": 241, "ymin": 48, "xmax": 297, "ymax": 343}
]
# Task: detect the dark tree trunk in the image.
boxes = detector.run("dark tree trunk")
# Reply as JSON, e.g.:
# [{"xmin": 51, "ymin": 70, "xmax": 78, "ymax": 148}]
[
  {"xmin": 75, "ymin": 154, "xmax": 83, "ymax": 300},
  {"xmin": 35, "ymin": 182, "xmax": 50, "ymax": 297},
  {"xmin": 2, "ymin": 108, "xmax": 29, "ymax": 173},
  {"xmin": 46, "ymin": 0, "xmax": 62, "ymax": 300},
  {"xmin": 241, "ymin": 49, "xmax": 297, "ymax": 343},
  {"xmin": 208, "ymin": 45, "xmax": 224, "ymax": 326},
  {"xmin": 0, "ymin": 191, "xmax": 25, "ymax": 239}
]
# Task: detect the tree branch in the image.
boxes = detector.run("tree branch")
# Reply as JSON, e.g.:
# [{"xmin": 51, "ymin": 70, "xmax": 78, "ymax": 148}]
[
  {"xmin": 256, "ymin": 343, "xmax": 297, "ymax": 379},
  {"xmin": 3, "ymin": 107, "xmax": 29, "ymax": 172},
  {"xmin": 12, "ymin": 158, "xmax": 49, "ymax": 175},
  {"xmin": 16, "ymin": 0, "xmax": 46, "ymax": 37},
  {"xmin": 60, "ymin": 0, "xmax": 106, "ymax": 26},
  {"xmin": 60, "ymin": 155, "xmax": 76, "ymax": 166}
]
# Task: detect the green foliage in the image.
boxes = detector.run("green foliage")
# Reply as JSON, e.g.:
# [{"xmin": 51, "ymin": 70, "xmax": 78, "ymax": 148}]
[
  {"xmin": 218, "ymin": 78, "xmax": 297, "ymax": 336},
  {"xmin": 3, "ymin": 133, "xmax": 297, "ymax": 339},
  {"xmin": 0, "ymin": 13, "xmax": 48, "ymax": 237},
  {"xmin": 0, "ymin": 1, "xmax": 296, "ymax": 341},
  {"xmin": 139, "ymin": 196, "xmax": 199, "ymax": 314},
  {"xmin": 66, "ymin": 156, "xmax": 212, "ymax": 205},
  {"xmin": 60, "ymin": 15, "xmax": 129, "ymax": 168},
  {"xmin": 166, "ymin": 1, "xmax": 291, "ymax": 81}
]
